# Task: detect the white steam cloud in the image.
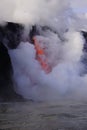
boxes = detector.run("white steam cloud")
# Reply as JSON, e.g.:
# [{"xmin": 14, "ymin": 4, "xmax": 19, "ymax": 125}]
[
  {"xmin": 0, "ymin": 0, "xmax": 68, "ymax": 25},
  {"xmin": 1, "ymin": 0, "xmax": 87, "ymax": 101}
]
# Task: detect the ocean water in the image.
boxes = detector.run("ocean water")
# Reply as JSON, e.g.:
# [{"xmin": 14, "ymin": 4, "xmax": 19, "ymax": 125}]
[{"xmin": 0, "ymin": 99, "xmax": 87, "ymax": 130}]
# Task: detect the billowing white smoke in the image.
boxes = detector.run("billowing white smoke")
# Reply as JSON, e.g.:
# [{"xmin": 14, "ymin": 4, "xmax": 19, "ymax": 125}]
[
  {"xmin": 8, "ymin": 29, "xmax": 86, "ymax": 101},
  {"xmin": 0, "ymin": 0, "xmax": 69, "ymax": 25},
  {"xmin": 1, "ymin": 0, "xmax": 87, "ymax": 100}
]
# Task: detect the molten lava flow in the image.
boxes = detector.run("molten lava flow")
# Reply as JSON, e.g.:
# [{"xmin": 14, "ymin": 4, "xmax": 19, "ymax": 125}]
[{"xmin": 33, "ymin": 36, "xmax": 52, "ymax": 74}]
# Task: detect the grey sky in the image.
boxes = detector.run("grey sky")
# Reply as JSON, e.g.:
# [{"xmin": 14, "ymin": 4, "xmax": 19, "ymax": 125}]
[
  {"xmin": 71, "ymin": 0, "xmax": 87, "ymax": 8},
  {"xmin": 71, "ymin": 0, "xmax": 87, "ymax": 13}
]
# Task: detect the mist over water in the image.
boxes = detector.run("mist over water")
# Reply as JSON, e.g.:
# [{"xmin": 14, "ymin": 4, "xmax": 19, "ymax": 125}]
[{"xmin": 1, "ymin": 0, "xmax": 87, "ymax": 101}]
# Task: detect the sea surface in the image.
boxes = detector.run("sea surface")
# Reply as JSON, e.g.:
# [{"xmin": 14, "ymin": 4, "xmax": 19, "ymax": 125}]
[{"xmin": 0, "ymin": 99, "xmax": 87, "ymax": 130}]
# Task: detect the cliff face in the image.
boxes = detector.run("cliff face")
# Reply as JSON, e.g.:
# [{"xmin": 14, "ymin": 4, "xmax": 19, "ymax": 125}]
[{"xmin": 0, "ymin": 22, "xmax": 24, "ymax": 101}]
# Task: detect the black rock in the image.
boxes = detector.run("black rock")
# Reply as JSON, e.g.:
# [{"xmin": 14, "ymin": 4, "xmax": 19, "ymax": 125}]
[
  {"xmin": 0, "ymin": 22, "xmax": 24, "ymax": 102},
  {"xmin": 81, "ymin": 31, "xmax": 87, "ymax": 52}
]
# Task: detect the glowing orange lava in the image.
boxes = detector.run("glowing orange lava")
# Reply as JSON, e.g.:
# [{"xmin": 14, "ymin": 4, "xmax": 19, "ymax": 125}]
[{"xmin": 33, "ymin": 37, "xmax": 52, "ymax": 74}]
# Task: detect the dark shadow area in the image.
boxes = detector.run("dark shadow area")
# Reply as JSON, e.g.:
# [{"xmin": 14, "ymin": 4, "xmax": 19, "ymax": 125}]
[{"xmin": 0, "ymin": 22, "xmax": 24, "ymax": 102}]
